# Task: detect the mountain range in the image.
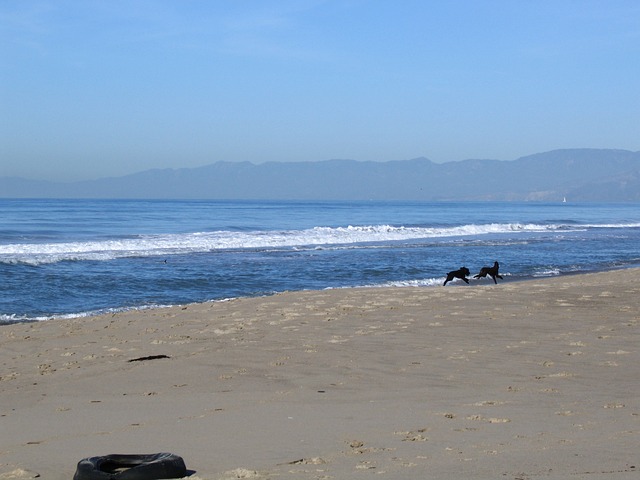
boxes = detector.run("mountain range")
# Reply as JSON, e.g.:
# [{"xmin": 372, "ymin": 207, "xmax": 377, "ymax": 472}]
[{"xmin": 2, "ymin": 148, "xmax": 639, "ymax": 201}]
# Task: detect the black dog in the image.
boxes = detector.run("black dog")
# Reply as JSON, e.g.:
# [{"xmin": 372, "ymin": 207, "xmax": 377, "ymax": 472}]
[
  {"xmin": 443, "ymin": 266, "xmax": 470, "ymax": 286},
  {"xmin": 473, "ymin": 261, "xmax": 503, "ymax": 284}
]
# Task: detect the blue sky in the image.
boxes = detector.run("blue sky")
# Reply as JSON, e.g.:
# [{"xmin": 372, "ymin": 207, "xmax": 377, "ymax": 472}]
[{"xmin": 2, "ymin": 1, "xmax": 639, "ymax": 181}]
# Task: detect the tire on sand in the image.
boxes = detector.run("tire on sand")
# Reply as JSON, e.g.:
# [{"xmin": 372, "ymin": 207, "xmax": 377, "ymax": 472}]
[{"xmin": 73, "ymin": 452, "xmax": 187, "ymax": 480}]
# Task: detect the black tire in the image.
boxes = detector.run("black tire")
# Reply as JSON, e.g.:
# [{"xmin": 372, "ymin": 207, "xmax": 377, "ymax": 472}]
[{"xmin": 73, "ymin": 452, "xmax": 187, "ymax": 480}]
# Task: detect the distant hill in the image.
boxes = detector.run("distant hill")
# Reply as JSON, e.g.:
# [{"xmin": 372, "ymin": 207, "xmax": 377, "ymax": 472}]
[{"xmin": 1, "ymin": 149, "xmax": 639, "ymax": 201}]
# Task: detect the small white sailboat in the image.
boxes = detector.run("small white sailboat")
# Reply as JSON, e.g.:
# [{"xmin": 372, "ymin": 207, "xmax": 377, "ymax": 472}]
[{"xmin": 562, "ymin": 196, "xmax": 567, "ymax": 203}]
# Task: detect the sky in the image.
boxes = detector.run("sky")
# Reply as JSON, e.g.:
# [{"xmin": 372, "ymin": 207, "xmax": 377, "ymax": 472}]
[{"xmin": 1, "ymin": 1, "xmax": 639, "ymax": 182}]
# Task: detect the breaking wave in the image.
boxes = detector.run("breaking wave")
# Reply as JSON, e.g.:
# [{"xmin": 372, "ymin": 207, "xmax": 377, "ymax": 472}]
[{"xmin": 1, "ymin": 221, "xmax": 638, "ymax": 266}]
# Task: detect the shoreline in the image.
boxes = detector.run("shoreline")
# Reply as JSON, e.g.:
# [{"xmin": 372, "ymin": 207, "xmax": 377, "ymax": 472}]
[
  {"xmin": 3, "ymin": 263, "xmax": 640, "ymax": 326},
  {"xmin": 1, "ymin": 268, "xmax": 639, "ymax": 479}
]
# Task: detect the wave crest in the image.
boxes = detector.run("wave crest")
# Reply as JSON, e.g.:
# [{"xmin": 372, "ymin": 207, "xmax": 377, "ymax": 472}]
[{"xmin": 1, "ymin": 221, "xmax": 635, "ymax": 266}]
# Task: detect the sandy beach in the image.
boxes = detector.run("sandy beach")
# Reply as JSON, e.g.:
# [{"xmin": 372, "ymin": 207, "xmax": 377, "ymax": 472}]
[{"xmin": 1, "ymin": 269, "xmax": 638, "ymax": 479}]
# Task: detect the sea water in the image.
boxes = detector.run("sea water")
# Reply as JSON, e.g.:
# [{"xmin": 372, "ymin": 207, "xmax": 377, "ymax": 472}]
[{"xmin": 1, "ymin": 199, "xmax": 639, "ymax": 323}]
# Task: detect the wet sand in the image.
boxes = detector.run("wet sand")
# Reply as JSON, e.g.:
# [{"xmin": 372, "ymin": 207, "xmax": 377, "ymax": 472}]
[{"xmin": 1, "ymin": 269, "xmax": 639, "ymax": 479}]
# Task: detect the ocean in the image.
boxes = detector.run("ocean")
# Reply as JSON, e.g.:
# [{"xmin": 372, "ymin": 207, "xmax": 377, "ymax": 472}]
[{"xmin": 1, "ymin": 199, "xmax": 639, "ymax": 324}]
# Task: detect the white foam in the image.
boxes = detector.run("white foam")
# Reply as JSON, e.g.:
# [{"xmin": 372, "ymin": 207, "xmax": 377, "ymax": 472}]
[
  {"xmin": 532, "ymin": 268, "xmax": 561, "ymax": 277},
  {"xmin": 372, "ymin": 277, "xmax": 445, "ymax": 288},
  {"xmin": 0, "ymin": 303, "xmax": 180, "ymax": 324},
  {"xmin": 1, "ymin": 221, "xmax": 635, "ymax": 266}
]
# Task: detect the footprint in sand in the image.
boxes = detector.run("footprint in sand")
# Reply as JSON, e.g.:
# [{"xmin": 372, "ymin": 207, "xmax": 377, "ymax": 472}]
[
  {"xmin": 548, "ymin": 371, "xmax": 575, "ymax": 378},
  {"xmin": 471, "ymin": 400, "xmax": 506, "ymax": 406},
  {"xmin": 400, "ymin": 430, "xmax": 428, "ymax": 442},
  {"xmin": 37, "ymin": 364, "xmax": 55, "ymax": 375},
  {"xmin": 555, "ymin": 410, "xmax": 576, "ymax": 416},
  {"xmin": 466, "ymin": 415, "xmax": 511, "ymax": 423},
  {"xmin": 286, "ymin": 457, "xmax": 327, "ymax": 465},
  {"xmin": 219, "ymin": 468, "xmax": 262, "ymax": 478},
  {"xmin": 356, "ymin": 461, "xmax": 377, "ymax": 470},
  {"xmin": 270, "ymin": 356, "xmax": 289, "ymax": 366},
  {"xmin": 0, "ymin": 468, "xmax": 41, "ymax": 479}
]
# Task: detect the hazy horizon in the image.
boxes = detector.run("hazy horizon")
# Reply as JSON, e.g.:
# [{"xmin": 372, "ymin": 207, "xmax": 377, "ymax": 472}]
[
  {"xmin": 2, "ymin": 1, "xmax": 639, "ymax": 182},
  {"xmin": 4, "ymin": 147, "xmax": 640, "ymax": 184}
]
